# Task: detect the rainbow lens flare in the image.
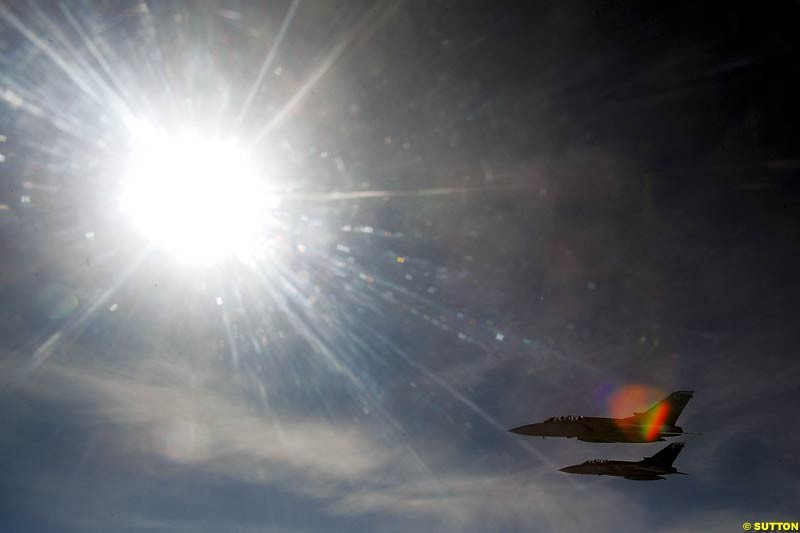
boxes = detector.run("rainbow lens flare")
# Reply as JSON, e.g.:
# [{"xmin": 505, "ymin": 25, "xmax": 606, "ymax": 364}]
[{"xmin": 608, "ymin": 384, "xmax": 667, "ymax": 440}]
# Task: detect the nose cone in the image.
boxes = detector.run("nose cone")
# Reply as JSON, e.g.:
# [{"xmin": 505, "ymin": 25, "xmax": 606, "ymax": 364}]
[
  {"xmin": 508, "ymin": 423, "xmax": 544, "ymax": 436},
  {"xmin": 559, "ymin": 465, "xmax": 580, "ymax": 474}
]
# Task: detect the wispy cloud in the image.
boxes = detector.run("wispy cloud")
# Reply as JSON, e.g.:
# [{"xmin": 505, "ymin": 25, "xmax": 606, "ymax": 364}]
[
  {"xmin": 32, "ymin": 358, "xmax": 394, "ymax": 481},
  {"xmin": 9, "ymin": 356, "xmax": 644, "ymax": 531}
]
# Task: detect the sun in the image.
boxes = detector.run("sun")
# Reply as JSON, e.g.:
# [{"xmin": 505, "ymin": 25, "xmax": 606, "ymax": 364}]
[{"xmin": 119, "ymin": 118, "xmax": 272, "ymax": 265}]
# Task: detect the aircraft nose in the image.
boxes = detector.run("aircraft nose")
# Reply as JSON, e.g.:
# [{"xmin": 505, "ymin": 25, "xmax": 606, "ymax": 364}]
[
  {"xmin": 558, "ymin": 466, "xmax": 579, "ymax": 474},
  {"xmin": 508, "ymin": 424, "xmax": 542, "ymax": 436}
]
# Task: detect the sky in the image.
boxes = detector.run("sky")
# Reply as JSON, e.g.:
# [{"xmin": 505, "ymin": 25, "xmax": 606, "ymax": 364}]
[{"xmin": 1, "ymin": 1, "xmax": 799, "ymax": 532}]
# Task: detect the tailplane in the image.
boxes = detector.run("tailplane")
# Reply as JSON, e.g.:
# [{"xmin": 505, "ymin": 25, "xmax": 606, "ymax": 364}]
[
  {"xmin": 634, "ymin": 390, "xmax": 694, "ymax": 426},
  {"xmin": 643, "ymin": 442, "xmax": 685, "ymax": 468}
]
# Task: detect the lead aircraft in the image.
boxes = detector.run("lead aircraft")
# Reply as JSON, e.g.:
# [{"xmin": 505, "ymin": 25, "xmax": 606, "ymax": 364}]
[{"xmin": 509, "ymin": 391, "xmax": 694, "ymax": 443}]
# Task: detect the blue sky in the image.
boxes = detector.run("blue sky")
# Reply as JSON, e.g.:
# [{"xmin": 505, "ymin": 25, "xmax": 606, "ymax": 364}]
[{"xmin": 1, "ymin": 1, "xmax": 799, "ymax": 531}]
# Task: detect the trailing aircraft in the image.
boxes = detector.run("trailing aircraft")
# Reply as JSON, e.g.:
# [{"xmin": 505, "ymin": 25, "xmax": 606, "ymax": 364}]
[{"xmin": 558, "ymin": 442, "xmax": 688, "ymax": 480}]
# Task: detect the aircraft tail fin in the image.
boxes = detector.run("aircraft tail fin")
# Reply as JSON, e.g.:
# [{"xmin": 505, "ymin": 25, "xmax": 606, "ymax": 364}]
[
  {"xmin": 634, "ymin": 390, "xmax": 694, "ymax": 426},
  {"xmin": 643, "ymin": 442, "xmax": 685, "ymax": 468}
]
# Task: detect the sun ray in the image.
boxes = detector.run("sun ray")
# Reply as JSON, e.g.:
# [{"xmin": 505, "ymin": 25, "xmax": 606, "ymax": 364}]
[{"xmin": 235, "ymin": 0, "xmax": 302, "ymax": 126}]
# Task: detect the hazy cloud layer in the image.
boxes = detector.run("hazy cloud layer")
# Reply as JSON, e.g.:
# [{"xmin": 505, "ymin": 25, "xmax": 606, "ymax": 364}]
[{"xmin": 4, "ymin": 356, "xmax": 646, "ymax": 532}]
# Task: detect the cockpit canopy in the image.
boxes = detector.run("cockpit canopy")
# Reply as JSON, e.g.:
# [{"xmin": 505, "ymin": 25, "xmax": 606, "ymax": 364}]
[
  {"xmin": 546, "ymin": 415, "xmax": 585, "ymax": 422},
  {"xmin": 583, "ymin": 459, "xmax": 608, "ymax": 465}
]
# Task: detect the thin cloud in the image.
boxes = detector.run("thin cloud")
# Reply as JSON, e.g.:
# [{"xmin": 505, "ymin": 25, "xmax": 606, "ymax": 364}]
[{"xmin": 11, "ymin": 357, "xmax": 640, "ymax": 531}]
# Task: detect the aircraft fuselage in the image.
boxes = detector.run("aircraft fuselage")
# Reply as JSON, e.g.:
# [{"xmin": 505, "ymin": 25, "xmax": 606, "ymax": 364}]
[
  {"xmin": 508, "ymin": 416, "xmax": 684, "ymax": 443},
  {"xmin": 559, "ymin": 460, "xmax": 679, "ymax": 480}
]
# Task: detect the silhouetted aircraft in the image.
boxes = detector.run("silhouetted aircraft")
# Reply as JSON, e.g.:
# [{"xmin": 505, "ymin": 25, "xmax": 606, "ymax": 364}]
[
  {"xmin": 509, "ymin": 390, "xmax": 694, "ymax": 443},
  {"xmin": 559, "ymin": 442, "xmax": 688, "ymax": 480}
]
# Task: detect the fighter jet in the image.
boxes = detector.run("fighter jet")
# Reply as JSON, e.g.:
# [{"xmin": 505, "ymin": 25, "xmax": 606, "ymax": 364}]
[
  {"xmin": 509, "ymin": 390, "xmax": 694, "ymax": 443},
  {"xmin": 558, "ymin": 442, "xmax": 688, "ymax": 480}
]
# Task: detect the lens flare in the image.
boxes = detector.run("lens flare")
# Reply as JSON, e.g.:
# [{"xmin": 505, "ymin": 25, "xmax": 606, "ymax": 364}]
[
  {"xmin": 608, "ymin": 384, "xmax": 664, "ymax": 419},
  {"xmin": 642, "ymin": 401, "xmax": 670, "ymax": 441},
  {"xmin": 608, "ymin": 384, "xmax": 668, "ymax": 440}
]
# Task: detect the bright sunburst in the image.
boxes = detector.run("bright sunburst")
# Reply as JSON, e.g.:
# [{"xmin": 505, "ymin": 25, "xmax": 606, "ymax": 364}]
[{"xmin": 119, "ymin": 117, "xmax": 271, "ymax": 265}]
